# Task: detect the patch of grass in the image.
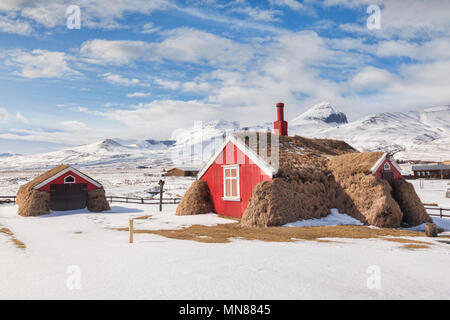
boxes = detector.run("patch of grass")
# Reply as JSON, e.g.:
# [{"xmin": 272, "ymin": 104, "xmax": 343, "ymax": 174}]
[
  {"xmin": 134, "ymin": 215, "xmax": 152, "ymax": 220},
  {"xmin": 113, "ymin": 224, "xmax": 425, "ymax": 244},
  {"xmin": 402, "ymin": 244, "xmax": 430, "ymax": 250},
  {"xmin": 383, "ymin": 238, "xmax": 433, "ymax": 245},
  {"xmin": 0, "ymin": 226, "xmax": 26, "ymax": 249}
]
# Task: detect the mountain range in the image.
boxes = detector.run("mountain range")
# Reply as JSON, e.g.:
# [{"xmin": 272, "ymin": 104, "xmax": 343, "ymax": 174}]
[{"xmin": 0, "ymin": 102, "xmax": 448, "ymax": 170}]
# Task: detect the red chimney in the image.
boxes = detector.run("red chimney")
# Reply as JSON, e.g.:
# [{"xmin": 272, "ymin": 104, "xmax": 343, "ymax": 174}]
[{"xmin": 274, "ymin": 102, "xmax": 288, "ymax": 136}]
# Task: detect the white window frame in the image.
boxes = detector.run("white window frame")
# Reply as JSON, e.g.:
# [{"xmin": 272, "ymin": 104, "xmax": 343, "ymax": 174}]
[
  {"xmin": 64, "ymin": 175, "xmax": 76, "ymax": 184},
  {"xmin": 222, "ymin": 164, "xmax": 240, "ymax": 201},
  {"xmin": 384, "ymin": 162, "xmax": 391, "ymax": 170}
]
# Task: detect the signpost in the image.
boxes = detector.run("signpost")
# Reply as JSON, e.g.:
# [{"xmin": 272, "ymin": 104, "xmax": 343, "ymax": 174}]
[{"xmin": 158, "ymin": 179, "xmax": 165, "ymax": 212}]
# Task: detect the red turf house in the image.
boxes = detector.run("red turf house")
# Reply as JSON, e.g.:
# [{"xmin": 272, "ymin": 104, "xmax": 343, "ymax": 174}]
[
  {"xmin": 32, "ymin": 165, "xmax": 103, "ymax": 211},
  {"xmin": 369, "ymin": 153, "xmax": 403, "ymax": 184},
  {"xmin": 197, "ymin": 103, "xmax": 403, "ymax": 218}
]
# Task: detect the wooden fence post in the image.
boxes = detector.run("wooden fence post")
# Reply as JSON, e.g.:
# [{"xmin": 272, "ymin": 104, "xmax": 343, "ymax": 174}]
[
  {"xmin": 129, "ymin": 219, "xmax": 134, "ymax": 243},
  {"xmin": 159, "ymin": 179, "xmax": 165, "ymax": 212}
]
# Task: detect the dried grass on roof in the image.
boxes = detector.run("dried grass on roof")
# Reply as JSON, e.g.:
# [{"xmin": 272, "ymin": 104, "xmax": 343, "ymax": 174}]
[
  {"xmin": 179, "ymin": 132, "xmax": 430, "ymax": 228},
  {"xmin": 327, "ymin": 152, "xmax": 384, "ymax": 175},
  {"xmin": 18, "ymin": 164, "xmax": 70, "ymax": 195},
  {"xmin": 328, "ymin": 154, "xmax": 431, "ymax": 227}
]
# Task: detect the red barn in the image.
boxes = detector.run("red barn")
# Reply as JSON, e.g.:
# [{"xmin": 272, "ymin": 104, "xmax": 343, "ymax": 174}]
[
  {"xmin": 370, "ymin": 153, "xmax": 403, "ymax": 184},
  {"xmin": 33, "ymin": 165, "xmax": 103, "ymax": 211},
  {"xmin": 16, "ymin": 164, "xmax": 106, "ymax": 214},
  {"xmin": 197, "ymin": 103, "xmax": 404, "ymax": 218},
  {"xmin": 197, "ymin": 134, "xmax": 275, "ymax": 217}
]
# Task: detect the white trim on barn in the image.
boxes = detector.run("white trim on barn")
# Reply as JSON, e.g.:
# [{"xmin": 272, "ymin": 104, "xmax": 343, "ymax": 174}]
[
  {"xmin": 370, "ymin": 153, "xmax": 402, "ymax": 174},
  {"xmin": 32, "ymin": 167, "xmax": 102, "ymax": 190},
  {"xmin": 197, "ymin": 134, "xmax": 277, "ymax": 180},
  {"xmin": 64, "ymin": 175, "xmax": 76, "ymax": 184}
]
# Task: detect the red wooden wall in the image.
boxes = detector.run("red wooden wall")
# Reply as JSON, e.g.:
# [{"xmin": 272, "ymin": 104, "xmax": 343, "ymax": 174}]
[
  {"xmin": 37, "ymin": 170, "xmax": 100, "ymax": 193},
  {"xmin": 373, "ymin": 159, "xmax": 403, "ymax": 181},
  {"xmin": 200, "ymin": 141, "xmax": 271, "ymax": 217}
]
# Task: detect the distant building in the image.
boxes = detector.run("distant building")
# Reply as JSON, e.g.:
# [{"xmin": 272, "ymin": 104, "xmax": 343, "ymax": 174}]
[
  {"xmin": 412, "ymin": 163, "xmax": 450, "ymax": 179},
  {"xmin": 164, "ymin": 167, "xmax": 199, "ymax": 177}
]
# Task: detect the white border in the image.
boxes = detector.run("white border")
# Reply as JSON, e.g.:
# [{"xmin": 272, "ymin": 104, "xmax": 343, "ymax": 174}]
[
  {"xmin": 33, "ymin": 167, "xmax": 102, "ymax": 190},
  {"xmin": 370, "ymin": 153, "xmax": 402, "ymax": 174},
  {"xmin": 197, "ymin": 134, "xmax": 277, "ymax": 180}
]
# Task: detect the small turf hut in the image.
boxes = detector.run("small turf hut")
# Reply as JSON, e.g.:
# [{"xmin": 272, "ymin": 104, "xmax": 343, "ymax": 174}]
[
  {"xmin": 16, "ymin": 165, "xmax": 110, "ymax": 217},
  {"xmin": 164, "ymin": 167, "xmax": 199, "ymax": 177},
  {"xmin": 177, "ymin": 102, "xmax": 431, "ymax": 228}
]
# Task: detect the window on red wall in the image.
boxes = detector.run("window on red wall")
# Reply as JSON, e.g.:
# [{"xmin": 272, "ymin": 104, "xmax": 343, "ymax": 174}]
[{"xmin": 222, "ymin": 165, "xmax": 240, "ymax": 201}]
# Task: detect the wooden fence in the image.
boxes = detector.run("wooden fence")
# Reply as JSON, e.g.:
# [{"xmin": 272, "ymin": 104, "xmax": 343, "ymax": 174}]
[
  {"xmin": 1, "ymin": 195, "xmax": 448, "ymax": 214},
  {"xmin": 0, "ymin": 196, "xmax": 16, "ymax": 205},
  {"xmin": 107, "ymin": 196, "xmax": 180, "ymax": 205},
  {"xmin": 0, "ymin": 195, "xmax": 180, "ymax": 206},
  {"xmin": 424, "ymin": 206, "xmax": 450, "ymax": 218}
]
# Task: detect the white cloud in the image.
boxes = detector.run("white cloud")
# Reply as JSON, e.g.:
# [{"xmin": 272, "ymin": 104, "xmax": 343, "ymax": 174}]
[
  {"xmin": 376, "ymin": 38, "xmax": 450, "ymax": 61},
  {"xmin": 2, "ymin": 0, "xmax": 170, "ymax": 30},
  {"xmin": 154, "ymin": 78, "xmax": 180, "ymax": 90},
  {"xmin": 80, "ymin": 28, "xmax": 254, "ymax": 67},
  {"xmin": 332, "ymin": 0, "xmax": 450, "ymax": 40},
  {"xmin": 0, "ymin": 14, "xmax": 33, "ymax": 35},
  {"xmin": 140, "ymin": 22, "xmax": 161, "ymax": 34},
  {"xmin": 127, "ymin": 92, "xmax": 151, "ymax": 98},
  {"xmin": 322, "ymin": 0, "xmax": 380, "ymax": 9},
  {"xmin": 101, "ymin": 100, "xmax": 225, "ymax": 138},
  {"xmin": 182, "ymin": 81, "xmax": 211, "ymax": 93},
  {"xmin": 0, "ymin": 108, "xmax": 9, "ymax": 120},
  {"xmin": 100, "ymin": 73, "xmax": 141, "ymax": 86},
  {"xmin": 350, "ymin": 66, "xmax": 396, "ymax": 91},
  {"xmin": 81, "ymin": 39, "xmax": 152, "ymax": 65},
  {"xmin": 60, "ymin": 120, "xmax": 87, "ymax": 130},
  {"xmin": 7, "ymin": 49, "xmax": 79, "ymax": 78},
  {"xmin": 15, "ymin": 112, "xmax": 28, "ymax": 123},
  {"xmin": 232, "ymin": 6, "xmax": 281, "ymax": 22},
  {"xmin": 269, "ymin": 0, "xmax": 305, "ymax": 11}
]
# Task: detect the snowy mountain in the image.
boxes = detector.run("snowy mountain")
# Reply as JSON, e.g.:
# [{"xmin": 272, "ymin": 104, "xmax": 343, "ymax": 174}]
[
  {"xmin": 0, "ymin": 153, "xmax": 16, "ymax": 158},
  {"xmin": 0, "ymin": 104, "xmax": 448, "ymax": 170},
  {"xmin": 0, "ymin": 139, "xmax": 174, "ymax": 170},
  {"xmin": 291, "ymin": 102, "xmax": 348, "ymax": 125},
  {"xmin": 293, "ymin": 105, "xmax": 450, "ymax": 161}
]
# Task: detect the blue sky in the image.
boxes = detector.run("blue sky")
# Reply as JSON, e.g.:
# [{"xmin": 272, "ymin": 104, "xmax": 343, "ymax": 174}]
[{"xmin": 0, "ymin": 0, "xmax": 449, "ymax": 154}]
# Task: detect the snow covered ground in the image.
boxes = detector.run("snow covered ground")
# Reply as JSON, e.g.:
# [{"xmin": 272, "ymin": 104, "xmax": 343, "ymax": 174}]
[
  {"xmin": 0, "ymin": 202, "xmax": 449, "ymax": 299},
  {"xmin": 0, "ymin": 172, "xmax": 449, "ymax": 299},
  {"xmin": 410, "ymin": 179, "xmax": 450, "ymax": 208},
  {"xmin": 0, "ymin": 167, "xmax": 194, "ymax": 199},
  {"xmin": 283, "ymin": 209, "xmax": 364, "ymax": 227}
]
